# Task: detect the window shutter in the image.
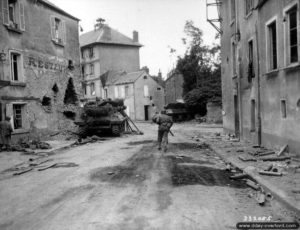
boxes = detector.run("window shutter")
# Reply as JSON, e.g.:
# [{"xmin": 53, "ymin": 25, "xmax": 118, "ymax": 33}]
[
  {"xmin": 114, "ymin": 86, "xmax": 119, "ymax": 98},
  {"xmin": 61, "ymin": 20, "xmax": 66, "ymax": 44},
  {"xmin": 5, "ymin": 103, "xmax": 13, "ymax": 128},
  {"xmin": 2, "ymin": 0, "xmax": 9, "ymax": 25},
  {"xmin": 19, "ymin": 2, "xmax": 25, "ymax": 31},
  {"xmin": 50, "ymin": 16, "xmax": 55, "ymax": 40}
]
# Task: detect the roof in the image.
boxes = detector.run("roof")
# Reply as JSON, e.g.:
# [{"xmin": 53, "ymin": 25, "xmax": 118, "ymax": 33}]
[
  {"xmin": 255, "ymin": 0, "xmax": 268, "ymax": 9},
  {"xmin": 80, "ymin": 24, "xmax": 142, "ymax": 48},
  {"xmin": 38, "ymin": 0, "xmax": 80, "ymax": 21},
  {"xmin": 100, "ymin": 70, "xmax": 126, "ymax": 87},
  {"xmin": 151, "ymin": 76, "xmax": 165, "ymax": 88},
  {"xmin": 114, "ymin": 71, "xmax": 146, "ymax": 85}
]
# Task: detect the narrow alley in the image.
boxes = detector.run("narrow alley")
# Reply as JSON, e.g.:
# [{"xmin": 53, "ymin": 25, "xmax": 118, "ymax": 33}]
[{"xmin": 0, "ymin": 123, "xmax": 295, "ymax": 230}]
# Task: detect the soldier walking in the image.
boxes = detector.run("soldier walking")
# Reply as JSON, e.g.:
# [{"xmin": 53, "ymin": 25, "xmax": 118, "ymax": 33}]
[
  {"xmin": 0, "ymin": 117, "xmax": 13, "ymax": 150},
  {"xmin": 152, "ymin": 110, "xmax": 173, "ymax": 152}
]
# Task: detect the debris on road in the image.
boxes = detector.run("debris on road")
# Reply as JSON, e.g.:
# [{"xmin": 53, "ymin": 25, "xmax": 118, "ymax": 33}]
[
  {"xmin": 245, "ymin": 179, "xmax": 260, "ymax": 190},
  {"xmin": 230, "ymin": 173, "xmax": 248, "ymax": 180},
  {"xmin": 277, "ymin": 144, "xmax": 288, "ymax": 157},
  {"xmin": 13, "ymin": 168, "xmax": 33, "ymax": 176},
  {"xmin": 255, "ymin": 191, "xmax": 266, "ymax": 206},
  {"xmin": 258, "ymin": 170, "xmax": 283, "ymax": 176},
  {"xmin": 238, "ymin": 155, "xmax": 257, "ymax": 162},
  {"xmin": 260, "ymin": 156, "xmax": 291, "ymax": 161}
]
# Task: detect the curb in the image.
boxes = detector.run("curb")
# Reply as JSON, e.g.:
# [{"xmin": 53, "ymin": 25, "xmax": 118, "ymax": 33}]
[{"xmin": 211, "ymin": 145, "xmax": 300, "ymax": 217}]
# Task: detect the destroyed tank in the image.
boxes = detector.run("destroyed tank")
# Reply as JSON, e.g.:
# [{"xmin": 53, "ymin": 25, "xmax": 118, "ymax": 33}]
[{"xmin": 74, "ymin": 99, "xmax": 126, "ymax": 137}]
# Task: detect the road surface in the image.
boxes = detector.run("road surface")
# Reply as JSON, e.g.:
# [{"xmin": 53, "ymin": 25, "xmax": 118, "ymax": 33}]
[{"xmin": 0, "ymin": 122, "xmax": 294, "ymax": 230}]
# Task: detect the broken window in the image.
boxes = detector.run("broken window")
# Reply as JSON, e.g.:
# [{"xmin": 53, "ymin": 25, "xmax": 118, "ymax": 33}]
[
  {"xmin": 267, "ymin": 21, "xmax": 277, "ymax": 70},
  {"xmin": 10, "ymin": 52, "xmax": 23, "ymax": 82},
  {"xmin": 50, "ymin": 16, "xmax": 66, "ymax": 45},
  {"xmin": 13, "ymin": 104, "xmax": 23, "ymax": 129},
  {"xmin": 2, "ymin": 0, "xmax": 25, "ymax": 31},
  {"xmin": 288, "ymin": 6, "xmax": 298, "ymax": 64},
  {"xmin": 64, "ymin": 78, "xmax": 78, "ymax": 105}
]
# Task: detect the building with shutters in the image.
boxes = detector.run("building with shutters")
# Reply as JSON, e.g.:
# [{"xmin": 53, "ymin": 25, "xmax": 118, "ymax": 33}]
[
  {"xmin": 100, "ymin": 69, "xmax": 165, "ymax": 120},
  {"xmin": 220, "ymin": 0, "xmax": 300, "ymax": 155},
  {"xmin": 0, "ymin": 0, "xmax": 82, "ymax": 143}
]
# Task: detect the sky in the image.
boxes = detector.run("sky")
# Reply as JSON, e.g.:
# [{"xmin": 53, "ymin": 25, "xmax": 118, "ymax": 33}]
[{"xmin": 50, "ymin": 0, "xmax": 219, "ymax": 78}]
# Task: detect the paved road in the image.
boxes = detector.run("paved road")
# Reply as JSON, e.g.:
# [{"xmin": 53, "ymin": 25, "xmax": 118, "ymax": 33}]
[{"xmin": 0, "ymin": 123, "xmax": 293, "ymax": 230}]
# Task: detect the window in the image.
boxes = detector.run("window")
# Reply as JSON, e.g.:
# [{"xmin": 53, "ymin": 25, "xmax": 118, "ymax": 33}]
[
  {"xmin": 250, "ymin": 99, "xmax": 255, "ymax": 131},
  {"xmin": 81, "ymin": 50, "xmax": 84, "ymax": 59},
  {"xmin": 287, "ymin": 6, "xmax": 298, "ymax": 64},
  {"xmin": 104, "ymin": 88, "xmax": 108, "ymax": 99},
  {"xmin": 281, "ymin": 100, "xmax": 287, "ymax": 118},
  {"xmin": 90, "ymin": 82, "xmax": 95, "ymax": 96},
  {"xmin": 120, "ymin": 86, "xmax": 125, "ymax": 98},
  {"xmin": 245, "ymin": 0, "xmax": 253, "ymax": 16},
  {"xmin": 10, "ymin": 52, "xmax": 23, "ymax": 82},
  {"xmin": 114, "ymin": 86, "xmax": 119, "ymax": 98},
  {"xmin": 50, "ymin": 16, "xmax": 66, "ymax": 45},
  {"xmin": 143, "ymin": 75, "xmax": 147, "ymax": 79},
  {"xmin": 84, "ymin": 85, "xmax": 87, "ymax": 95},
  {"xmin": 88, "ymin": 47, "xmax": 94, "ymax": 58},
  {"xmin": 157, "ymin": 87, "xmax": 161, "ymax": 90},
  {"xmin": 90, "ymin": 64, "xmax": 94, "ymax": 75},
  {"xmin": 232, "ymin": 42, "xmax": 236, "ymax": 76},
  {"xmin": 230, "ymin": 0, "xmax": 236, "ymax": 22},
  {"xmin": 13, "ymin": 104, "xmax": 23, "ymax": 129},
  {"xmin": 2, "ymin": 0, "xmax": 25, "ymax": 31},
  {"xmin": 248, "ymin": 40, "xmax": 254, "ymax": 82},
  {"xmin": 144, "ymin": 85, "xmax": 149, "ymax": 97},
  {"xmin": 125, "ymin": 85, "xmax": 129, "ymax": 97},
  {"xmin": 82, "ymin": 66, "xmax": 85, "ymax": 76},
  {"xmin": 267, "ymin": 21, "xmax": 277, "ymax": 70}
]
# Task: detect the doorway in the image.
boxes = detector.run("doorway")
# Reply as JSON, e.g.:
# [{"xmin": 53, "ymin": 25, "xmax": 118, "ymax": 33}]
[{"xmin": 144, "ymin": 105, "xmax": 149, "ymax": 121}]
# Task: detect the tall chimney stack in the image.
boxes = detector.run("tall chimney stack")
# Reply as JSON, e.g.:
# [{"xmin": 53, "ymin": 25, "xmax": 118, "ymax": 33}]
[
  {"xmin": 103, "ymin": 24, "xmax": 111, "ymax": 40},
  {"xmin": 133, "ymin": 30, "xmax": 139, "ymax": 42}
]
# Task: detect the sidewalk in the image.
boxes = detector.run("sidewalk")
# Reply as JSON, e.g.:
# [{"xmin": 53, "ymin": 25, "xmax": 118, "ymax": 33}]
[
  {"xmin": 0, "ymin": 140, "xmax": 75, "ymax": 172},
  {"xmin": 198, "ymin": 132, "xmax": 300, "ymax": 217}
]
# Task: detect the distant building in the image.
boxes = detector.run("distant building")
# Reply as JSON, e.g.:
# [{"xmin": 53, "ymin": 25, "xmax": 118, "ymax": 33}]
[
  {"xmin": 79, "ymin": 24, "xmax": 142, "ymax": 101},
  {"xmin": 165, "ymin": 70, "xmax": 184, "ymax": 104},
  {"xmin": 220, "ymin": 0, "xmax": 300, "ymax": 154},
  {"xmin": 101, "ymin": 69, "xmax": 165, "ymax": 120},
  {"xmin": 0, "ymin": 0, "xmax": 82, "ymax": 143}
]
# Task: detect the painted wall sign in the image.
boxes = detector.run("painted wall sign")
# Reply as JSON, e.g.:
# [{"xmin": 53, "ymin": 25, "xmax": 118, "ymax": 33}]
[{"xmin": 25, "ymin": 55, "xmax": 68, "ymax": 72}]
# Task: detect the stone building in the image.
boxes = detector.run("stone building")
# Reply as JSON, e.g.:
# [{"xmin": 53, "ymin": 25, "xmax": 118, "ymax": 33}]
[
  {"xmin": 165, "ymin": 69, "xmax": 184, "ymax": 104},
  {"xmin": 79, "ymin": 24, "xmax": 142, "ymax": 101},
  {"xmin": 0, "ymin": 0, "xmax": 82, "ymax": 143},
  {"xmin": 220, "ymin": 0, "xmax": 300, "ymax": 155}
]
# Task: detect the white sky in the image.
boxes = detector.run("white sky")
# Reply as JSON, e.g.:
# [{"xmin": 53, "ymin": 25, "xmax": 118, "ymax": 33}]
[{"xmin": 50, "ymin": 0, "xmax": 219, "ymax": 77}]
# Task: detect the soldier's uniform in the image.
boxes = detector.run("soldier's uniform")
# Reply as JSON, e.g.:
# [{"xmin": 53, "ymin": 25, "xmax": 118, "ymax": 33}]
[
  {"xmin": 0, "ymin": 118, "xmax": 13, "ymax": 150},
  {"xmin": 152, "ymin": 112, "xmax": 173, "ymax": 152}
]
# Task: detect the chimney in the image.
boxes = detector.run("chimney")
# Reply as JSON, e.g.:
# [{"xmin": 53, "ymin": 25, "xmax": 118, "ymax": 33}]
[
  {"xmin": 133, "ymin": 30, "xmax": 139, "ymax": 42},
  {"xmin": 141, "ymin": 66, "xmax": 149, "ymax": 74},
  {"xmin": 103, "ymin": 24, "xmax": 111, "ymax": 40}
]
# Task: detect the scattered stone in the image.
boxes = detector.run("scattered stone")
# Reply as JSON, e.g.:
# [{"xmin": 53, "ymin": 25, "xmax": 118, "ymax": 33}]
[
  {"xmin": 239, "ymin": 155, "xmax": 257, "ymax": 162},
  {"xmin": 260, "ymin": 156, "xmax": 290, "ymax": 161},
  {"xmin": 255, "ymin": 192, "xmax": 266, "ymax": 206},
  {"xmin": 245, "ymin": 179, "xmax": 259, "ymax": 190},
  {"xmin": 107, "ymin": 172, "xmax": 114, "ymax": 175},
  {"xmin": 236, "ymin": 149, "xmax": 244, "ymax": 153},
  {"xmin": 13, "ymin": 168, "xmax": 33, "ymax": 176},
  {"xmin": 258, "ymin": 170, "xmax": 282, "ymax": 176},
  {"xmin": 277, "ymin": 144, "xmax": 288, "ymax": 157},
  {"xmin": 230, "ymin": 173, "xmax": 248, "ymax": 180}
]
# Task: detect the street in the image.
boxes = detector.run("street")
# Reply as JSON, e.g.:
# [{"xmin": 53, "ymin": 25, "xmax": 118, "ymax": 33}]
[{"xmin": 0, "ymin": 122, "xmax": 294, "ymax": 230}]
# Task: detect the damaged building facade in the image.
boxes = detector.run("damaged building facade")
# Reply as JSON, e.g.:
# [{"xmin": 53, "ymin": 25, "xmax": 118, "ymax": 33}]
[
  {"xmin": 0, "ymin": 0, "xmax": 82, "ymax": 143},
  {"xmin": 220, "ymin": 0, "xmax": 300, "ymax": 155}
]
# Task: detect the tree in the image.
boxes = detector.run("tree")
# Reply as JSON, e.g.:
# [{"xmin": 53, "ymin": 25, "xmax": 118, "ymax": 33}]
[{"xmin": 175, "ymin": 21, "xmax": 221, "ymax": 115}]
